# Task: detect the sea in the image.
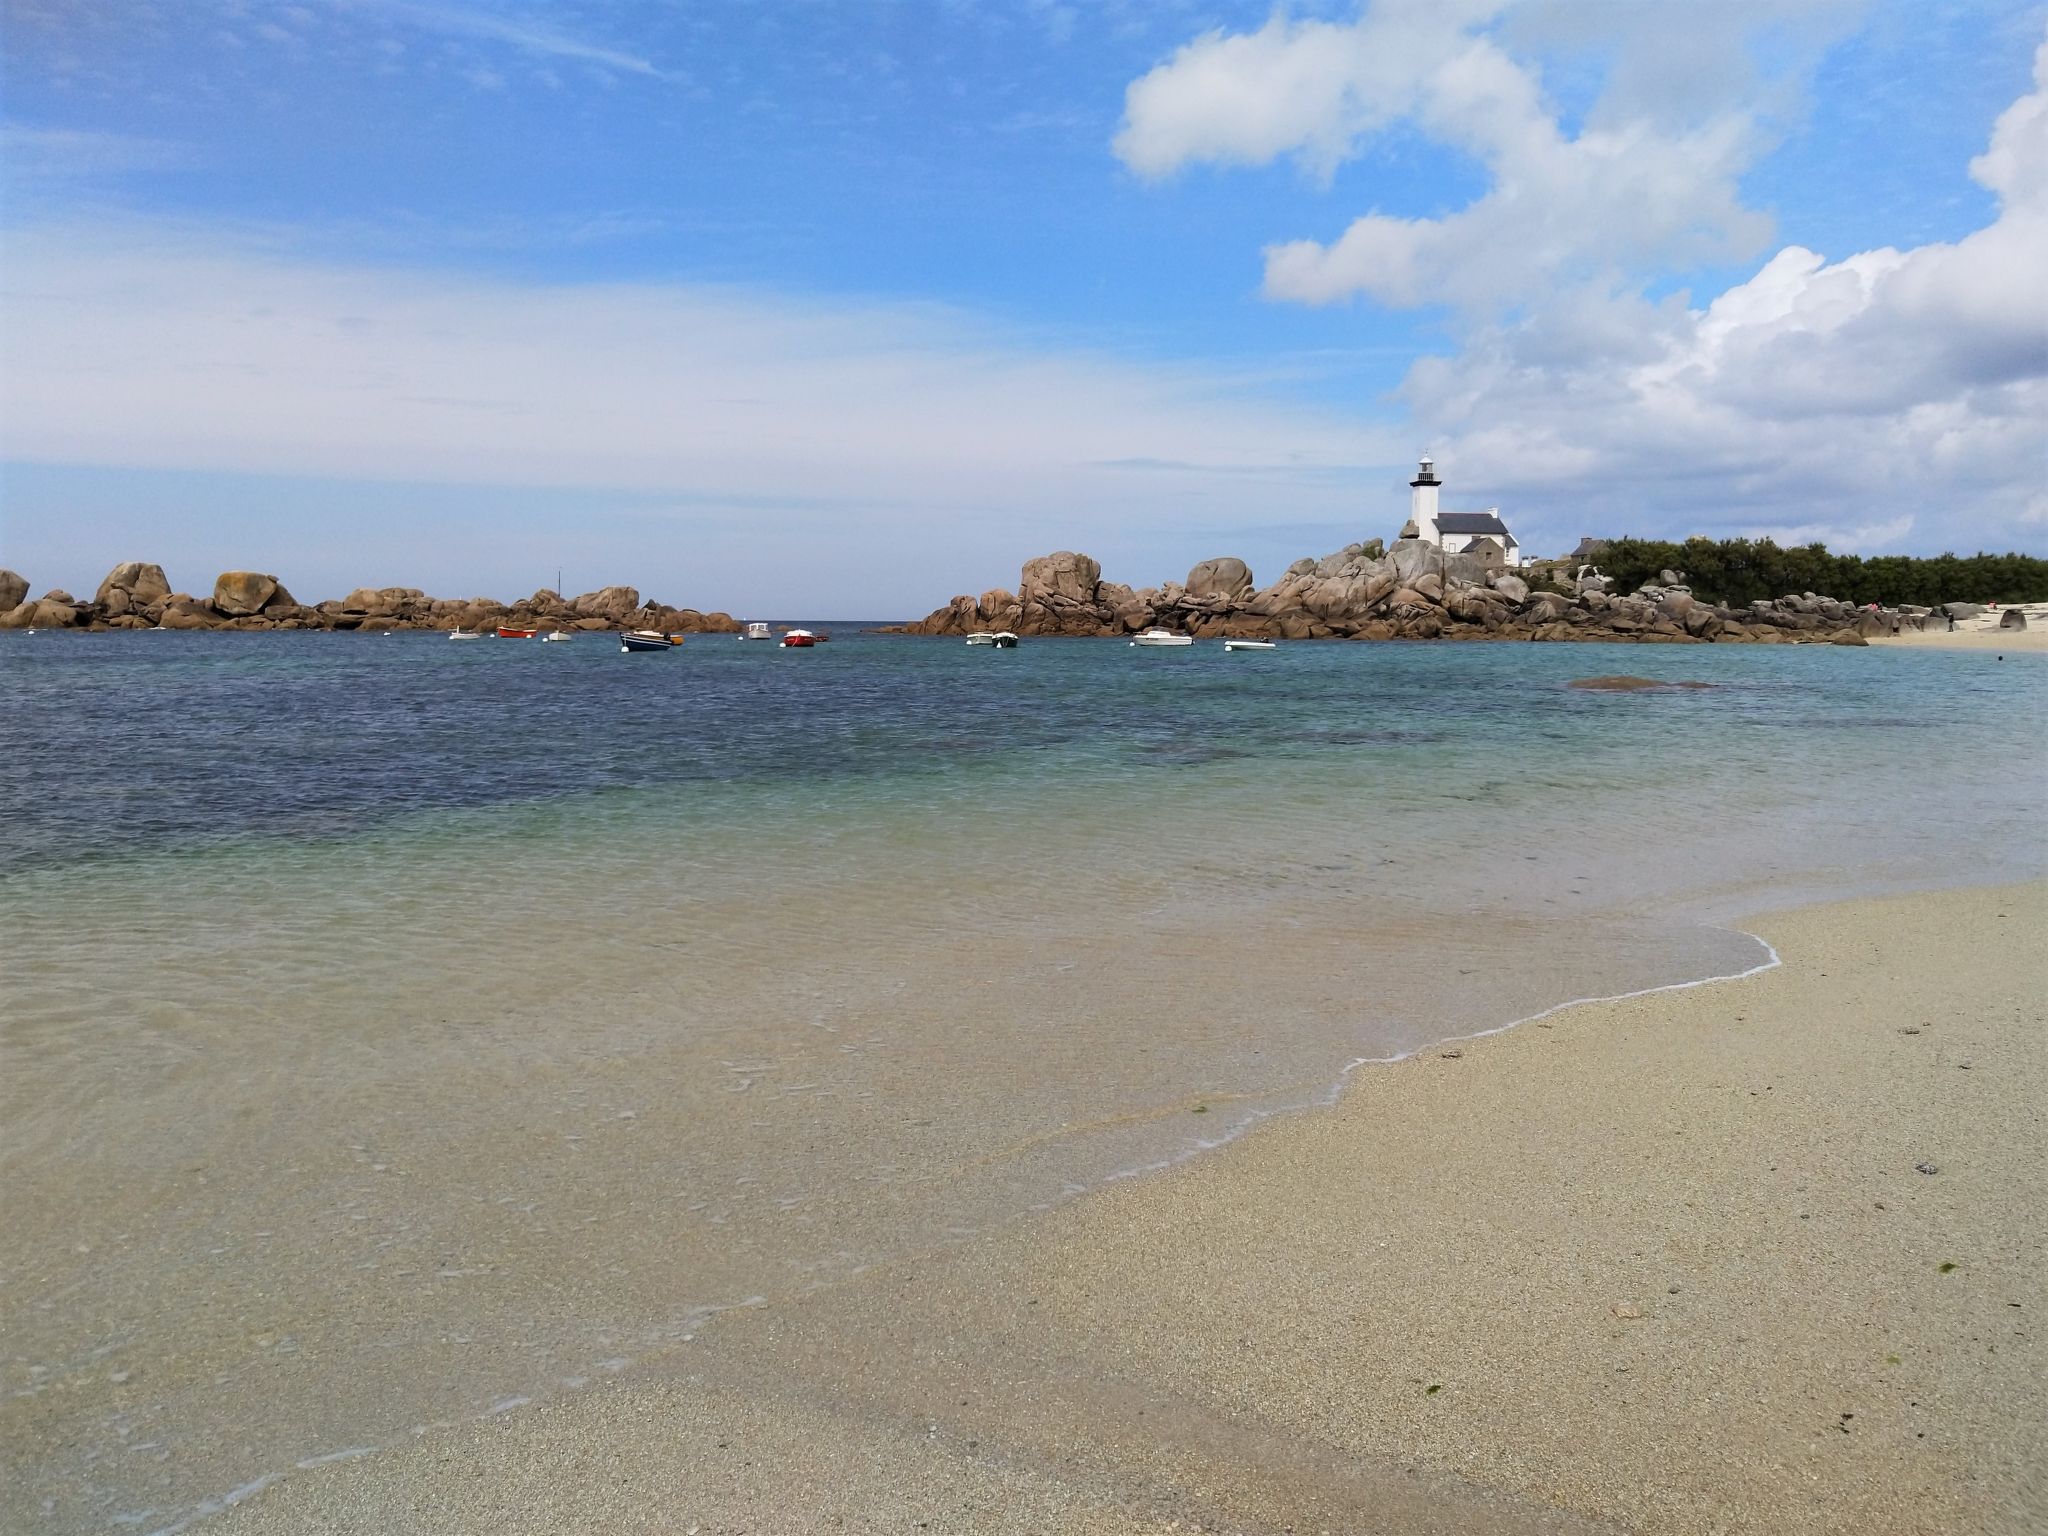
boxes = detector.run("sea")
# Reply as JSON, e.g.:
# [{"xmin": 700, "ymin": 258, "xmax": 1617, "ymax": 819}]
[{"xmin": 3, "ymin": 627, "xmax": 2043, "ymax": 1533}]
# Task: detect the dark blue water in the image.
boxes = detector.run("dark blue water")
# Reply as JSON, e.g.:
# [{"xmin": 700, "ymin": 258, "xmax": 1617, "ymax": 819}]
[{"xmin": 6, "ymin": 629, "xmax": 2039, "ymax": 890}]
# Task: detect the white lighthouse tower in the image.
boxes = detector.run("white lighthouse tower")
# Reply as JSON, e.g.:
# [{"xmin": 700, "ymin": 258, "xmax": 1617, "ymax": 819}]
[{"xmin": 1408, "ymin": 456, "xmax": 1441, "ymax": 543}]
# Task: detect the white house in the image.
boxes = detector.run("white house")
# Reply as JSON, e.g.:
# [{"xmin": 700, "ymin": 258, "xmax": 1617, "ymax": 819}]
[{"xmin": 1401, "ymin": 457, "xmax": 1522, "ymax": 567}]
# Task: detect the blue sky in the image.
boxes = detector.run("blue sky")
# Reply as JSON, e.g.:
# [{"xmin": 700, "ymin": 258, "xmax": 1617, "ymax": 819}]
[{"xmin": 3, "ymin": 0, "xmax": 2044, "ymax": 614}]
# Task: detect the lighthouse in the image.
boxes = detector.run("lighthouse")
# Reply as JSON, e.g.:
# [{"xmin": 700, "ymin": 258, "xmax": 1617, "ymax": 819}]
[{"xmin": 1409, "ymin": 456, "xmax": 1442, "ymax": 543}]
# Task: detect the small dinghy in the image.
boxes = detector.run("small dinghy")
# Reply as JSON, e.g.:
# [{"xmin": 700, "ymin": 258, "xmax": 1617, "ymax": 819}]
[
  {"xmin": 620, "ymin": 631, "xmax": 677, "ymax": 653},
  {"xmin": 781, "ymin": 629, "xmax": 818, "ymax": 648},
  {"xmin": 449, "ymin": 628, "xmax": 482, "ymax": 641},
  {"xmin": 1130, "ymin": 628, "xmax": 1193, "ymax": 648},
  {"xmin": 1223, "ymin": 639, "xmax": 1277, "ymax": 651},
  {"xmin": 541, "ymin": 630, "xmax": 573, "ymax": 642},
  {"xmin": 496, "ymin": 625, "xmax": 538, "ymax": 639}
]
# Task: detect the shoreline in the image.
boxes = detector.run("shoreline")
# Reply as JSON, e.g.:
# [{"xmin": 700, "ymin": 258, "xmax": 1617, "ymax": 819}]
[
  {"xmin": 1869, "ymin": 626, "xmax": 2048, "ymax": 651},
  {"xmin": 213, "ymin": 879, "xmax": 2047, "ymax": 1535}
]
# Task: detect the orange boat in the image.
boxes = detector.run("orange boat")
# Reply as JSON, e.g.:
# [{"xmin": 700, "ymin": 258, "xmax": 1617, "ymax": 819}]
[{"xmin": 497, "ymin": 625, "xmax": 538, "ymax": 639}]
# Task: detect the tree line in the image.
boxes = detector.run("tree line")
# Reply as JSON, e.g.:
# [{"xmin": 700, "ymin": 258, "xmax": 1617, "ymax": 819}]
[{"xmin": 1577, "ymin": 537, "xmax": 2048, "ymax": 609}]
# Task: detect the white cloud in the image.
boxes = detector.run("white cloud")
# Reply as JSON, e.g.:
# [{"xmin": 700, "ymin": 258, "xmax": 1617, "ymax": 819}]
[
  {"xmin": 0, "ymin": 217, "xmax": 1394, "ymax": 573},
  {"xmin": 1119, "ymin": 4, "xmax": 2047, "ymax": 557},
  {"xmin": 1114, "ymin": 0, "xmax": 1815, "ymax": 312},
  {"xmin": 1404, "ymin": 31, "xmax": 2048, "ymax": 558},
  {"xmin": 281, "ymin": 1, "xmax": 663, "ymax": 79}
]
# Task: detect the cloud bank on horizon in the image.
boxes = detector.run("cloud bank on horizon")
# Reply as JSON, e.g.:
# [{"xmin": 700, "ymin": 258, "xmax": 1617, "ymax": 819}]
[{"xmin": 0, "ymin": 0, "xmax": 2042, "ymax": 611}]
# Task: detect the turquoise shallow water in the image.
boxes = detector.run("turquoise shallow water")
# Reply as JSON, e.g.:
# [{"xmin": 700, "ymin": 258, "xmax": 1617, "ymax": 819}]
[{"xmin": 2, "ymin": 630, "xmax": 2043, "ymax": 1533}]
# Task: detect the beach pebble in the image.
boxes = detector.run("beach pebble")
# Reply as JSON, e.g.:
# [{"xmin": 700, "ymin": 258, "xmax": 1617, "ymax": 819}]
[
  {"xmin": 1915, "ymin": 1161, "xmax": 1939, "ymax": 1175},
  {"xmin": 1611, "ymin": 1303, "xmax": 1644, "ymax": 1319}
]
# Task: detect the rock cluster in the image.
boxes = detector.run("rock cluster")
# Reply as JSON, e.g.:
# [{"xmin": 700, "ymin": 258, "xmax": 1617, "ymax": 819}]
[
  {"xmin": 899, "ymin": 544, "xmax": 1926, "ymax": 645},
  {"xmin": 0, "ymin": 565, "xmax": 740, "ymax": 634}
]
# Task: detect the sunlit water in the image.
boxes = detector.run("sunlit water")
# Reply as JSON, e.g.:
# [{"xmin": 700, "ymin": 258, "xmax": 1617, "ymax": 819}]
[{"xmin": 3, "ymin": 629, "xmax": 2042, "ymax": 1532}]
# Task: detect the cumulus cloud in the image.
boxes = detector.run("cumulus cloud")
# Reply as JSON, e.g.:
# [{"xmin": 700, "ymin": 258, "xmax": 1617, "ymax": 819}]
[
  {"xmin": 1115, "ymin": 0, "xmax": 1805, "ymax": 311},
  {"xmin": 1408, "ymin": 35, "xmax": 2048, "ymax": 555},
  {"xmin": 1118, "ymin": 3, "xmax": 2047, "ymax": 555}
]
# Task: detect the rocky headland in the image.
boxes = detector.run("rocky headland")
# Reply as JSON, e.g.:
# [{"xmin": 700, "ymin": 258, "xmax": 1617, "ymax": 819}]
[
  {"xmin": 896, "ymin": 543, "xmax": 1959, "ymax": 645},
  {"xmin": 0, "ymin": 564, "xmax": 741, "ymax": 635}
]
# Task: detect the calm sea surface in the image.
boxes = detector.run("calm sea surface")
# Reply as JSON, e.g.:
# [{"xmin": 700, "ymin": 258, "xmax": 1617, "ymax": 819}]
[{"xmin": 3, "ymin": 629, "xmax": 2043, "ymax": 1532}]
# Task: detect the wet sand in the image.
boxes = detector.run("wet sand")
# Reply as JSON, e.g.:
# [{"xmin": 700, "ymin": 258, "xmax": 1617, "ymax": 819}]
[{"xmin": 217, "ymin": 881, "xmax": 2047, "ymax": 1535}]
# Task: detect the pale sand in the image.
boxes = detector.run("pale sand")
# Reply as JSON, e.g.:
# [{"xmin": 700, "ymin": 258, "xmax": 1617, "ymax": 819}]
[
  {"xmin": 1870, "ymin": 625, "xmax": 2048, "ymax": 651},
  {"xmin": 220, "ymin": 883, "xmax": 2046, "ymax": 1535}
]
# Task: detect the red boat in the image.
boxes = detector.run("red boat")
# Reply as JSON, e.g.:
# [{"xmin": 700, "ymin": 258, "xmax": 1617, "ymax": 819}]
[
  {"xmin": 780, "ymin": 628, "xmax": 818, "ymax": 648},
  {"xmin": 497, "ymin": 625, "xmax": 538, "ymax": 639}
]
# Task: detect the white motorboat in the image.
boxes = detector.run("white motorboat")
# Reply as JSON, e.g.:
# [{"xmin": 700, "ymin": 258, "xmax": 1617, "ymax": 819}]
[
  {"xmin": 541, "ymin": 630, "xmax": 573, "ymax": 642},
  {"xmin": 741, "ymin": 621, "xmax": 773, "ymax": 641},
  {"xmin": 990, "ymin": 631, "xmax": 1018, "ymax": 648},
  {"xmin": 1129, "ymin": 628, "xmax": 1193, "ymax": 647},
  {"xmin": 449, "ymin": 628, "xmax": 482, "ymax": 641},
  {"xmin": 964, "ymin": 632, "xmax": 996, "ymax": 646},
  {"xmin": 1223, "ymin": 639, "xmax": 1277, "ymax": 651}
]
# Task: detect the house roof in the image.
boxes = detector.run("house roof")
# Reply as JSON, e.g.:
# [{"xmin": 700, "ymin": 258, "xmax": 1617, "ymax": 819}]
[{"xmin": 1437, "ymin": 511, "xmax": 1515, "ymax": 541}]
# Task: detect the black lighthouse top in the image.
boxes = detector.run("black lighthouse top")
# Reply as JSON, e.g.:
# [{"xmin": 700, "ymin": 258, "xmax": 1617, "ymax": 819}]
[{"xmin": 1410, "ymin": 456, "xmax": 1440, "ymax": 488}]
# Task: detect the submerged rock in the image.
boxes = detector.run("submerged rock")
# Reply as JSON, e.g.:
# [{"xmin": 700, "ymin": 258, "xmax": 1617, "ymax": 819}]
[{"xmin": 1568, "ymin": 676, "xmax": 1718, "ymax": 691}]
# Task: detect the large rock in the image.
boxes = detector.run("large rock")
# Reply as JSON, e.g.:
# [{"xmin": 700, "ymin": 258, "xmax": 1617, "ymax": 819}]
[
  {"xmin": 30, "ymin": 593, "xmax": 83, "ymax": 627},
  {"xmin": 1388, "ymin": 539, "xmax": 1490, "ymax": 590},
  {"xmin": 1184, "ymin": 557, "xmax": 1254, "ymax": 602},
  {"xmin": 571, "ymin": 586, "xmax": 641, "ymax": 622},
  {"xmin": 94, "ymin": 562, "xmax": 172, "ymax": 618},
  {"xmin": 0, "ymin": 601, "xmax": 35, "ymax": 629},
  {"xmin": 158, "ymin": 595, "xmax": 215, "ymax": 629},
  {"xmin": 212, "ymin": 571, "xmax": 286, "ymax": 617},
  {"xmin": 1017, "ymin": 551, "xmax": 1101, "ymax": 605},
  {"xmin": 0, "ymin": 569, "xmax": 30, "ymax": 614},
  {"xmin": 1489, "ymin": 573, "xmax": 1529, "ymax": 604}
]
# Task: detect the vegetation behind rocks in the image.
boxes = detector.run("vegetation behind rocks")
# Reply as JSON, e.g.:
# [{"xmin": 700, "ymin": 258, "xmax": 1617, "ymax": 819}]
[{"xmin": 1586, "ymin": 538, "xmax": 2048, "ymax": 609}]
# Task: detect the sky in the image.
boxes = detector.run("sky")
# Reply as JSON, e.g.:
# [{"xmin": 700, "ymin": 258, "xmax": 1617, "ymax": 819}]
[{"xmin": 2, "ymin": 0, "xmax": 2044, "ymax": 615}]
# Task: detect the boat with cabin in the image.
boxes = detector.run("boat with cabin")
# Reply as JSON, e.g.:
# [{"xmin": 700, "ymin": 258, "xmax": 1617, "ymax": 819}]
[
  {"xmin": 741, "ymin": 622, "xmax": 773, "ymax": 641},
  {"xmin": 1130, "ymin": 628, "xmax": 1193, "ymax": 648}
]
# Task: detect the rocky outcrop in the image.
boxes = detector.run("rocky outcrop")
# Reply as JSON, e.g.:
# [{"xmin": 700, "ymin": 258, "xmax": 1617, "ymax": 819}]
[
  {"xmin": 0, "ymin": 567, "xmax": 741, "ymax": 634},
  {"xmin": 94, "ymin": 562, "xmax": 173, "ymax": 619},
  {"xmin": 212, "ymin": 571, "xmax": 292, "ymax": 617},
  {"xmin": 1185, "ymin": 557, "xmax": 1254, "ymax": 601},
  {"xmin": 897, "ymin": 546, "xmax": 1919, "ymax": 646}
]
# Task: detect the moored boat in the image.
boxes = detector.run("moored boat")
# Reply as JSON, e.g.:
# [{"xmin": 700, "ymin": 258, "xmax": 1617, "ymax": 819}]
[
  {"xmin": 619, "ymin": 631, "xmax": 675, "ymax": 653},
  {"xmin": 1129, "ymin": 628, "xmax": 1193, "ymax": 647},
  {"xmin": 449, "ymin": 628, "xmax": 481, "ymax": 641},
  {"xmin": 741, "ymin": 621, "xmax": 773, "ymax": 641},
  {"xmin": 780, "ymin": 628, "xmax": 818, "ymax": 648},
  {"xmin": 541, "ymin": 630, "xmax": 573, "ymax": 642},
  {"xmin": 497, "ymin": 625, "xmax": 538, "ymax": 639},
  {"xmin": 965, "ymin": 632, "xmax": 996, "ymax": 646},
  {"xmin": 1223, "ymin": 639, "xmax": 1277, "ymax": 651},
  {"xmin": 990, "ymin": 632, "xmax": 1019, "ymax": 648}
]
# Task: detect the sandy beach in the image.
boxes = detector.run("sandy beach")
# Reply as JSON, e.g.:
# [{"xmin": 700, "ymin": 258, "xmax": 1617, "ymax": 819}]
[
  {"xmin": 213, "ymin": 880, "xmax": 2046, "ymax": 1536},
  {"xmin": 1870, "ymin": 625, "xmax": 2048, "ymax": 652}
]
